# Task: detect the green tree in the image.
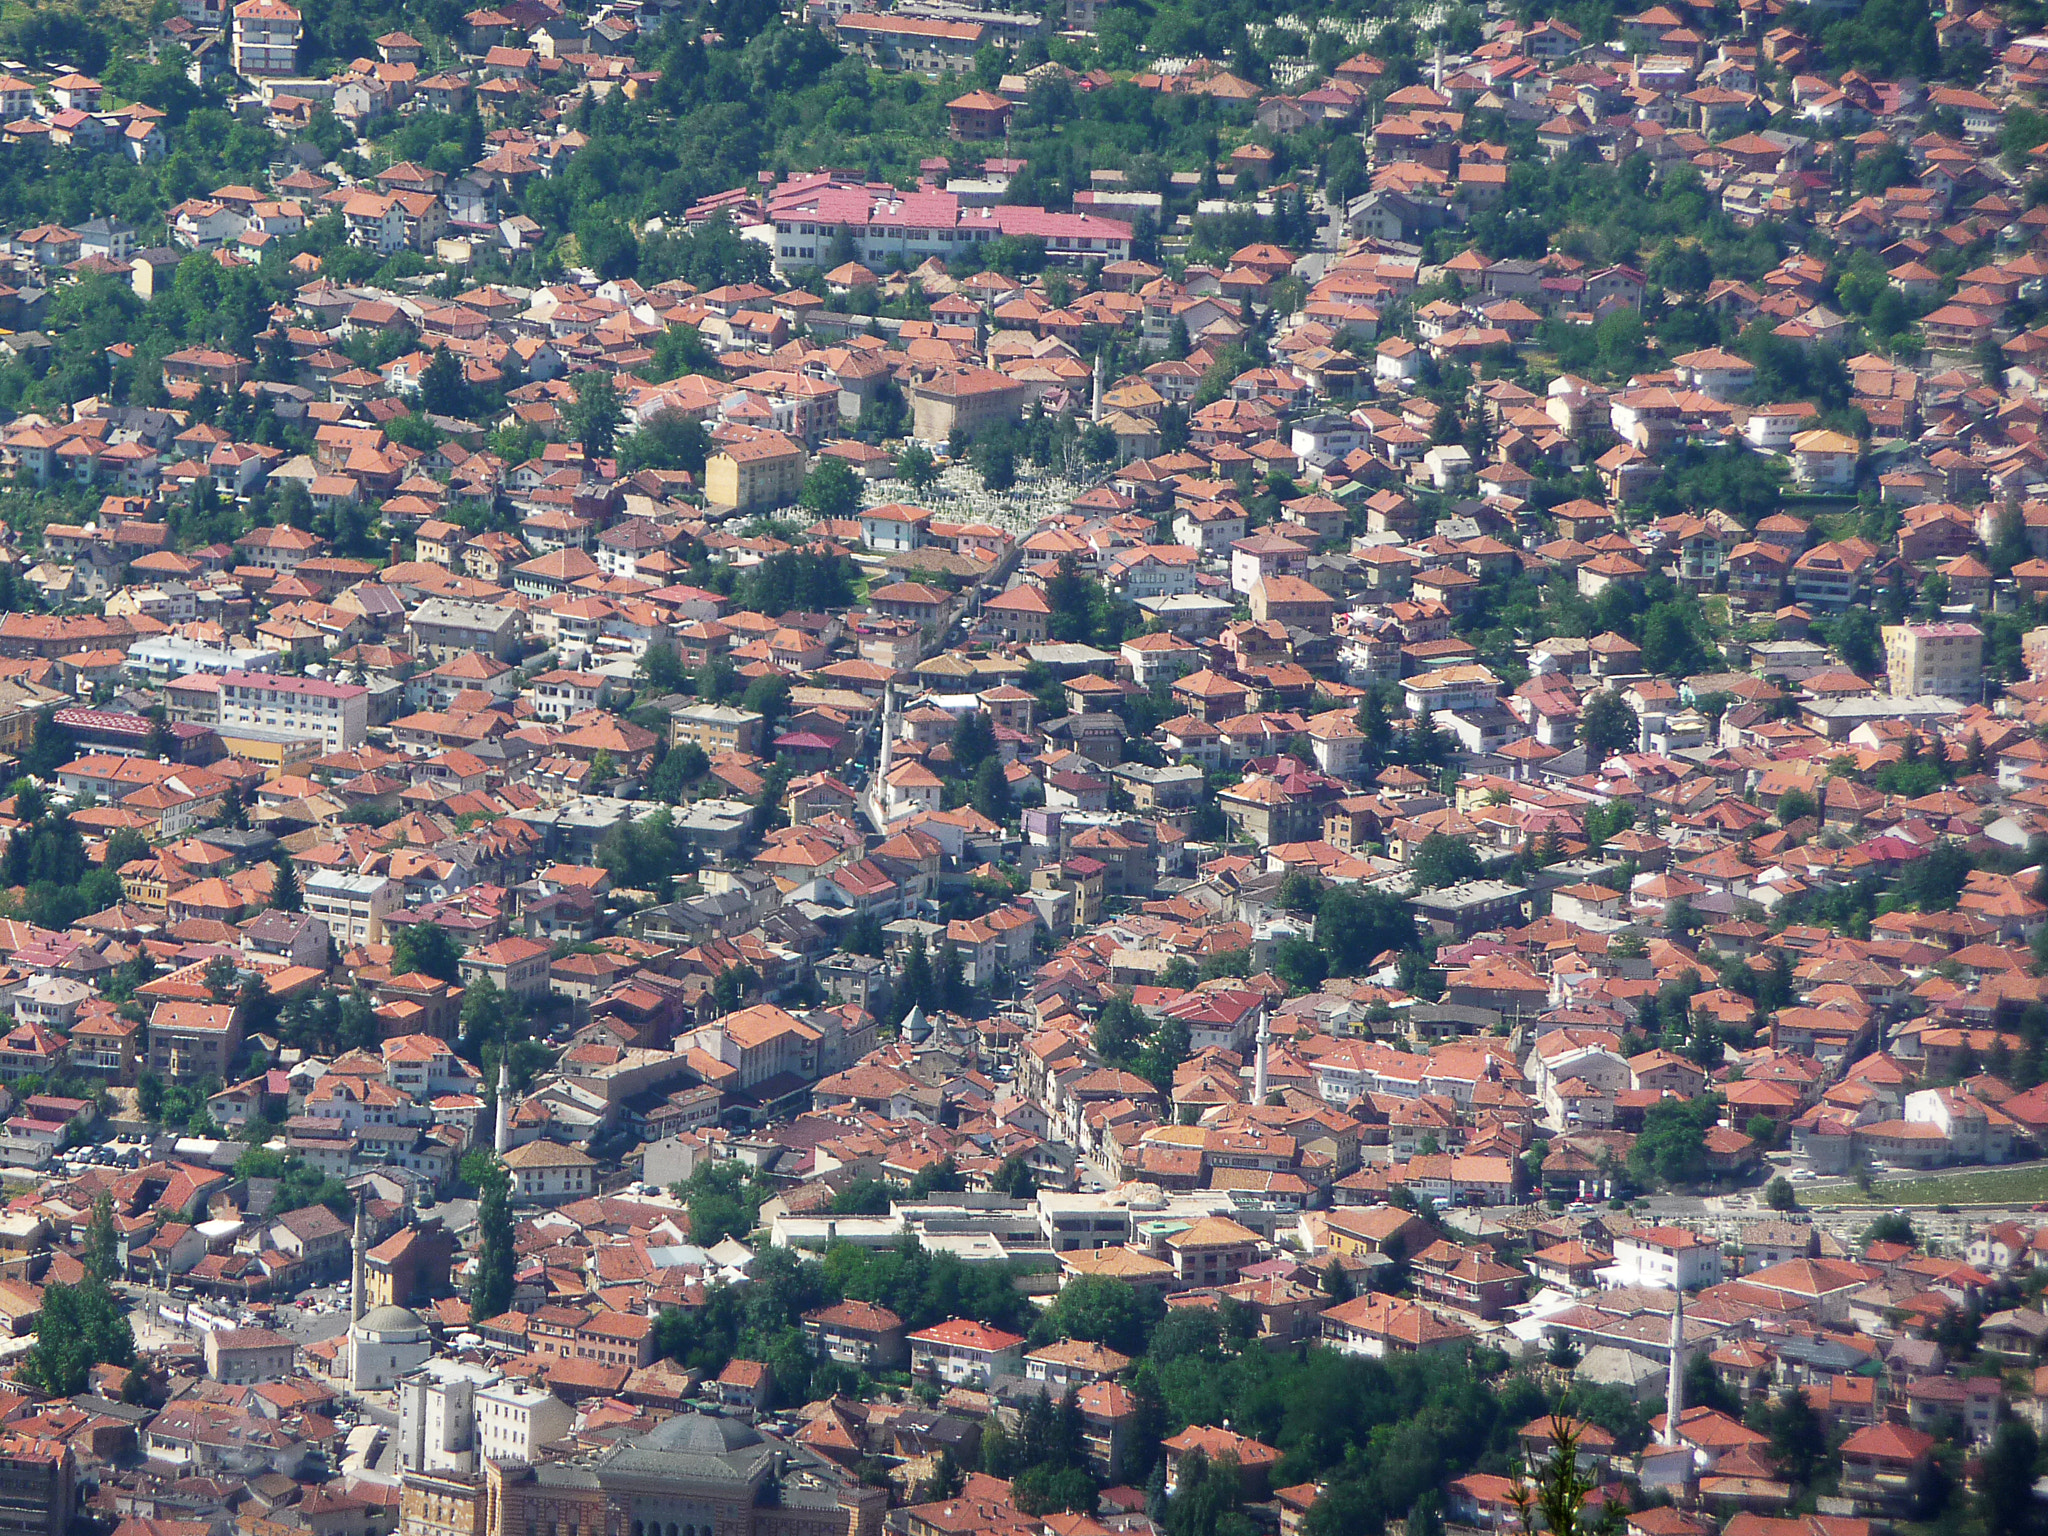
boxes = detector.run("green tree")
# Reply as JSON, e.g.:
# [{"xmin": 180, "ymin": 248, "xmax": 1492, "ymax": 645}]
[
  {"xmin": 1776, "ymin": 788, "xmax": 1818, "ymax": 827},
  {"xmin": 799, "ymin": 458, "xmax": 861, "ymax": 519},
  {"xmin": 1834, "ymin": 606, "xmax": 1882, "ymax": 675},
  {"xmin": 1274, "ymin": 935, "xmax": 1329, "ymax": 992},
  {"xmin": 393, "ymin": 922, "xmax": 463, "ymax": 984},
  {"xmin": 895, "ymin": 938, "xmax": 934, "ymax": 1026},
  {"xmin": 1316, "ymin": 885, "xmax": 1415, "ymax": 973},
  {"xmin": 1764, "ymin": 1175, "xmax": 1797, "ymax": 1211},
  {"xmin": 1032, "ymin": 1275, "xmax": 1163, "ymax": 1357},
  {"xmin": 910, "ymin": 1157, "xmax": 966, "ymax": 1198},
  {"xmin": 971, "ymin": 757, "xmax": 1012, "ymax": 823},
  {"xmin": 418, "ymin": 345, "xmax": 473, "ymax": 419},
  {"xmin": 644, "ymin": 324, "xmax": 713, "ymax": 382},
  {"xmin": 897, "ymin": 444, "xmax": 939, "ymax": 493},
  {"xmin": 1511, "ymin": 1416, "xmax": 1621, "ymax": 1536},
  {"xmin": 459, "ymin": 975, "xmax": 506, "ymax": 1059},
  {"xmin": 1979, "ymin": 1420, "xmax": 2041, "ymax": 1536},
  {"xmin": 1410, "ymin": 832, "xmax": 1482, "ymax": 891},
  {"xmin": 84, "ymin": 1192, "xmax": 117, "ymax": 1282},
  {"xmin": 975, "ymin": 437, "xmax": 1016, "ymax": 492},
  {"xmin": 830, "ymin": 1179, "xmax": 899, "ymax": 1216},
  {"xmin": 1862, "ymin": 1211, "xmax": 1918, "ymax": 1247},
  {"xmin": 1579, "ymin": 691, "xmax": 1640, "ymax": 759},
  {"xmin": 990, "ymin": 1153, "xmax": 1038, "ymax": 1200},
  {"xmin": 1751, "ymin": 1390, "xmax": 1828, "ymax": 1487},
  {"xmin": 620, "ymin": 410, "xmax": 710, "ymax": 475},
  {"xmin": 950, "ymin": 710, "xmax": 997, "ymax": 775},
  {"xmin": 1627, "ymin": 1093, "xmax": 1724, "ymax": 1189},
  {"xmin": 570, "ymin": 368, "xmax": 622, "ymax": 460},
  {"xmin": 742, "ymin": 671, "xmax": 792, "ymax": 741},
  {"xmin": 682, "ymin": 1158, "xmax": 774, "ymax": 1244},
  {"xmin": 270, "ymin": 855, "xmax": 302, "ymax": 913},
  {"xmin": 1094, "ymin": 990, "xmax": 1145, "ymax": 1066},
  {"xmin": 466, "ymin": 1150, "xmax": 516, "ymax": 1323},
  {"xmin": 18, "ymin": 1271, "xmax": 133, "ymax": 1397}
]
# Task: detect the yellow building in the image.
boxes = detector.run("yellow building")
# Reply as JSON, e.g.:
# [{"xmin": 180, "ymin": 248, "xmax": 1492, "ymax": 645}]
[
  {"xmin": 1882, "ymin": 621, "xmax": 1983, "ymax": 701},
  {"xmin": 703, "ymin": 432, "xmax": 804, "ymax": 513},
  {"xmin": 400, "ymin": 1471, "xmax": 485, "ymax": 1536},
  {"xmin": 669, "ymin": 703, "xmax": 763, "ymax": 755}
]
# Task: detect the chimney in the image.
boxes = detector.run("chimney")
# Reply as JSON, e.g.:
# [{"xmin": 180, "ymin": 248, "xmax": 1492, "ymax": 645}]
[{"xmin": 389, "ymin": 536, "xmax": 401, "ymax": 565}]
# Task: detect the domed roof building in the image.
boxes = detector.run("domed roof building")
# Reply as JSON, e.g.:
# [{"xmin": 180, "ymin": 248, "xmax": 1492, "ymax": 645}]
[
  {"xmin": 343, "ymin": 1188, "xmax": 433, "ymax": 1393},
  {"xmin": 350, "ymin": 1301, "xmax": 431, "ymax": 1391}
]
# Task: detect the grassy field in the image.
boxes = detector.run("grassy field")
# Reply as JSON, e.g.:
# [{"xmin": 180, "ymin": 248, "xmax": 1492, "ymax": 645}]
[{"xmin": 1812, "ymin": 1165, "xmax": 2048, "ymax": 1207}]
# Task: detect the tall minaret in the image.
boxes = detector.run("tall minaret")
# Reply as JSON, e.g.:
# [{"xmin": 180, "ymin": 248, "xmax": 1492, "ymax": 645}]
[
  {"xmin": 870, "ymin": 684, "xmax": 897, "ymax": 831},
  {"xmin": 350, "ymin": 1186, "xmax": 367, "ymax": 1329},
  {"xmin": 494, "ymin": 1058, "xmax": 512, "ymax": 1157},
  {"xmin": 878, "ymin": 684, "xmax": 895, "ymax": 780},
  {"xmin": 1662, "ymin": 1286, "xmax": 1685, "ymax": 1447},
  {"xmin": 1091, "ymin": 353, "xmax": 1104, "ymax": 422},
  {"xmin": 1252, "ymin": 1018, "xmax": 1271, "ymax": 1103}
]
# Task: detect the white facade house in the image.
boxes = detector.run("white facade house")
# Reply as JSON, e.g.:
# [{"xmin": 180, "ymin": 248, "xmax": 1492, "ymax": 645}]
[
  {"xmin": 304, "ymin": 871, "xmax": 398, "ymax": 948},
  {"xmin": 230, "ymin": 0, "xmax": 301, "ymax": 76},
  {"xmin": 216, "ymin": 669, "xmax": 369, "ymax": 750},
  {"xmin": 476, "ymin": 1381, "xmax": 574, "ymax": 1464},
  {"xmin": 1610, "ymin": 1227, "xmax": 1724, "ymax": 1290},
  {"xmin": 906, "ymin": 1319, "xmax": 1027, "ymax": 1386},
  {"xmin": 397, "ymin": 1360, "xmax": 501, "ymax": 1474},
  {"xmin": 861, "ymin": 505, "xmax": 929, "ymax": 552}
]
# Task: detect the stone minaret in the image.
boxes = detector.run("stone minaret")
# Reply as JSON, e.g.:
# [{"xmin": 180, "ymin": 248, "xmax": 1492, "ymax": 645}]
[
  {"xmin": 494, "ymin": 1058, "xmax": 512, "ymax": 1157},
  {"xmin": 1661, "ymin": 1285, "xmax": 1685, "ymax": 1447},
  {"xmin": 1252, "ymin": 1018, "xmax": 1271, "ymax": 1103},
  {"xmin": 350, "ymin": 1186, "xmax": 367, "ymax": 1329}
]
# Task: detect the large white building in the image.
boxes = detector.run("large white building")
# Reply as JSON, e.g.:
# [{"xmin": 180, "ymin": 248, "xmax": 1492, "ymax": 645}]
[
  {"xmin": 397, "ymin": 1360, "xmax": 500, "ymax": 1474},
  {"xmin": 216, "ymin": 669, "xmax": 369, "ymax": 750},
  {"xmin": 398, "ymin": 1361, "xmax": 571, "ymax": 1472},
  {"xmin": 230, "ymin": 0, "xmax": 301, "ymax": 77},
  {"xmin": 1610, "ymin": 1226, "xmax": 1724, "ymax": 1291}
]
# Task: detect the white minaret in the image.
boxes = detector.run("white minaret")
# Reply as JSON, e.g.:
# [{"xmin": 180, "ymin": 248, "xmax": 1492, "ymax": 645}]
[
  {"xmin": 494, "ymin": 1058, "xmax": 512, "ymax": 1157},
  {"xmin": 878, "ymin": 684, "xmax": 895, "ymax": 780},
  {"xmin": 868, "ymin": 685, "xmax": 897, "ymax": 832},
  {"xmin": 350, "ymin": 1187, "xmax": 367, "ymax": 1329},
  {"xmin": 1253, "ymin": 1018, "xmax": 1271, "ymax": 1103},
  {"xmin": 1091, "ymin": 353, "xmax": 1104, "ymax": 422},
  {"xmin": 1661, "ymin": 1285, "xmax": 1685, "ymax": 1446}
]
